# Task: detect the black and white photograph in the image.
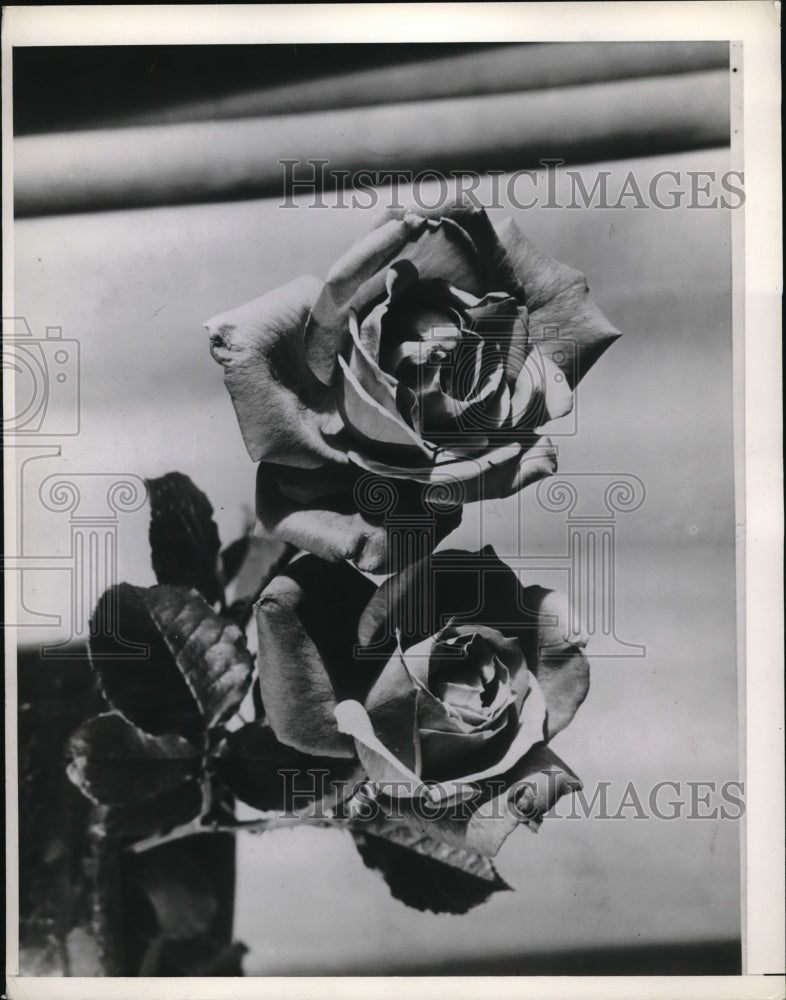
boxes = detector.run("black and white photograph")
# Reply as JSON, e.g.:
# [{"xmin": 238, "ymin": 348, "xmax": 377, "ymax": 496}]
[{"xmin": 3, "ymin": 4, "xmax": 782, "ymax": 994}]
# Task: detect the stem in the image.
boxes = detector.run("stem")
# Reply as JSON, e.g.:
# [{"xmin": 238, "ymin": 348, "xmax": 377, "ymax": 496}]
[{"xmin": 127, "ymin": 811, "xmax": 349, "ymax": 854}]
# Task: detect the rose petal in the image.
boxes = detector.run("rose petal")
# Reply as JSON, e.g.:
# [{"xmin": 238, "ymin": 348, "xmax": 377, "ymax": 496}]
[
  {"xmin": 343, "ymin": 659, "xmax": 546, "ymax": 800},
  {"xmin": 415, "ymin": 685, "xmax": 513, "ymax": 736},
  {"xmin": 206, "ymin": 275, "xmax": 346, "ymax": 467},
  {"xmin": 346, "ymin": 436, "xmax": 556, "ymax": 505},
  {"xmin": 394, "ymin": 745, "xmax": 582, "ymax": 857},
  {"xmin": 397, "ymin": 633, "xmax": 434, "ymax": 687},
  {"xmin": 359, "ymin": 546, "xmax": 521, "ymax": 649},
  {"xmin": 411, "ymin": 357, "xmax": 508, "ymax": 439},
  {"xmin": 358, "ymin": 648, "xmax": 426, "ymax": 782},
  {"xmin": 335, "ymin": 699, "xmax": 423, "ymax": 790},
  {"xmin": 465, "ymin": 294, "xmax": 528, "ymax": 381},
  {"xmin": 305, "ymin": 216, "xmax": 425, "ymax": 383},
  {"xmin": 510, "ymin": 345, "xmax": 574, "ymax": 426},
  {"xmin": 256, "ymin": 466, "xmax": 390, "ymax": 570},
  {"xmin": 272, "ymin": 461, "xmax": 359, "ymax": 505},
  {"xmin": 422, "ymin": 636, "xmax": 518, "ymax": 732},
  {"xmin": 418, "ymin": 713, "xmax": 515, "ymax": 780},
  {"xmin": 431, "ymin": 673, "xmax": 546, "ymax": 790},
  {"xmin": 507, "ymin": 307, "xmax": 531, "ymax": 381},
  {"xmin": 378, "ymin": 197, "xmax": 524, "ymax": 298},
  {"xmin": 428, "ymin": 688, "xmax": 489, "ymax": 725},
  {"xmin": 391, "ymin": 219, "xmax": 485, "ymax": 296},
  {"xmin": 530, "ymin": 587, "xmax": 588, "ymax": 652},
  {"xmin": 358, "ymin": 300, "xmax": 386, "ymax": 362},
  {"xmin": 389, "ymin": 331, "xmax": 463, "ymax": 375},
  {"xmin": 256, "ymin": 464, "xmax": 462, "ymax": 573},
  {"xmin": 519, "ymin": 587, "xmax": 590, "ymax": 739},
  {"xmin": 337, "ymin": 354, "xmax": 436, "ymax": 459},
  {"xmin": 537, "ymin": 646, "xmax": 590, "ymax": 741},
  {"xmin": 347, "ymin": 311, "xmax": 399, "ymax": 405},
  {"xmin": 437, "ymin": 624, "xmax": 524, "ymax": 676},
  {"xmin": 255, "ymin": 555, "xmax": 378, "ymax": 756},
  {"xmin": 344, "ymin": 213, "xmax": 510, "ymax": 340},
  {"xmin": 479, "ymin": 436, "xmax": 557, "ymax": 500},
  {"xmin": 495, "ymin": 217, "xmax": 621, "ymax": 387},
  {"xmin": 358, "ymin": 549, "xmax": 590, "ymax": 737}
]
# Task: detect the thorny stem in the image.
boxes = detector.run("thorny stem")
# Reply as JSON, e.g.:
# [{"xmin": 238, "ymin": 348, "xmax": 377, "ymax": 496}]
[{"xmin": 128, "ymin": 811, "xmax": 351, "ymax": 854}]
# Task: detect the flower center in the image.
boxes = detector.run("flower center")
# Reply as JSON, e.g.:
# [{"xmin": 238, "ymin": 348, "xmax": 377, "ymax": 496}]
[{"xmin": 429, "ymin": 633, "xmax": 505, "ymax": 720}]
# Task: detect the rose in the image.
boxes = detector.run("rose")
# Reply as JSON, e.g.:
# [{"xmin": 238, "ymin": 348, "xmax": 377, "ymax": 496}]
[
  {"xmin": 255, "ymin": 547, "xmax": 589, "ymax": 855},
  {"xmin": 335, "ymin": 622, "xmax": 551, "ymax": 794},
  {"xmin": 206, "ymin": 198, "xmax": 620, "ymax": 571}
]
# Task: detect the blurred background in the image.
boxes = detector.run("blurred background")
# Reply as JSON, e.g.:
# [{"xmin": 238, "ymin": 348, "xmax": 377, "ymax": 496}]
[{"xmin": 10, "ymin": 42, "xmax": 741, "ymax": 975}]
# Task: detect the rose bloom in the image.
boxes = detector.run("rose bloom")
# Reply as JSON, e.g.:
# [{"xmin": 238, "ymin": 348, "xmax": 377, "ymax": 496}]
[
  {"xmin": 255, "ymin": 547, "xmax": 589, "ymax": 856},
  {"xmin": 336, "ymin": 622, "xmax": 552, "ymax": 792},
  {"xmin": 206, "ymin": 199, "xmax": 620, "ymax": 571}
]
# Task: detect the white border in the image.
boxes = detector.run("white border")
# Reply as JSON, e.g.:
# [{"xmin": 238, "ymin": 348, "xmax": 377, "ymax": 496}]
[
  {"xmin": 0, "ymin": 2, "xmax": 782, "ymax": 46},
  {"xmin": 3, "ymin": 3, "xmax": 783, "ymax": 997},
  {"xmin": 1, "ymin": 976, "xmax": 784, "ymax": 1000}
]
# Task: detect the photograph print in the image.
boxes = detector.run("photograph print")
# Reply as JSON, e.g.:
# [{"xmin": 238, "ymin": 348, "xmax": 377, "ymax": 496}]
[{"xmin": 4, "ymin": 7, "xmax": 781, "ymax": 986}]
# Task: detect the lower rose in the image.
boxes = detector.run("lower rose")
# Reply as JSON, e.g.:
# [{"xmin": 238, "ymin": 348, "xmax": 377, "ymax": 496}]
[
  {"xmin": 254, "ymin": 547, "xmax": 590, "ymax": 855},
  {"xmin": 334, "ymin": 623, "xmax": 549, "ymax": 796}
]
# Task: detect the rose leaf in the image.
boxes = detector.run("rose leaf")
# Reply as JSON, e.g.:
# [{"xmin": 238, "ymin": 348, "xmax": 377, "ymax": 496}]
[
  {"xmin": 102, "ymin": 781, "xmax": 204, "ymax": 841},
  {"xmin": 214, "ymin": 720, "xmax": 362, "ymax": 813},
  {"xmin": 351, "ymin": 821, "xmax": 510, "ymax": 914},
  {"xmin": 66, "ymin": 712, "xmax": 201, "ymax": 806},
  {"xmin": 146, "ymin": 472, "xmax": 223, "ymax": 605},
  {"xmin": 90, "ymin": 584, "xmax": 253, "ymax": 738}
]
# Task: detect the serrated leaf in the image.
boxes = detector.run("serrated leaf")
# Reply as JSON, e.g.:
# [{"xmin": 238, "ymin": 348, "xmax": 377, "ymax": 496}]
[
  {"xmin": 213, "ymin": 720, "xmax": 361, "ymax": 812},
  {"xmin": 90, "ymin": 584, "xmax": 253, "ymax": 738},
  {"xmin": 66, "ymin": 712, "xmax": 201, "ymax": 806},
  {"xmin": 103, "ymin": 781, "xmax": 204, "ymax": 841},
  {"xmin": 138, "ymin": 586, "xmax": 254, "ymax": 730},
  {"xmin": 352, "ymin": 824, "xmax": 510, "ymax": 914},
  {"xmin": 90, "ymin": 584, "xmax": 203, "ymax": 740},
  {"xmin": 146, "ymin": 472, "xmax": 223, "ymax": 604},
  {"xmin": 356, "ymin": 817, "xmax": 510, "ymax": 882}
]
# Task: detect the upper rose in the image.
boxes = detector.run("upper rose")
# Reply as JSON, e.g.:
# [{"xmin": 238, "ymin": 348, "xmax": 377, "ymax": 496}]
[{"xmin": 206, "ymin": 199, "xmax": 620, "ymax": 571}]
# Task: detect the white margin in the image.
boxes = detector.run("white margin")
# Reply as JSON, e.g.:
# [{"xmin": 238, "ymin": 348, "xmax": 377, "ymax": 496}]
[{"xmin": 2, "ymin": 2, "xmax": 782, "ymax": 998}]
